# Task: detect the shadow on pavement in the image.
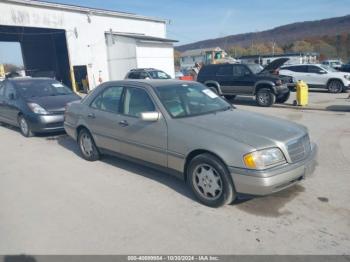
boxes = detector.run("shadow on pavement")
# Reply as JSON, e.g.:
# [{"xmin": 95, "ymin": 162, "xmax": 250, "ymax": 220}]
[
  {"xmin": 233, "ymin": 184, "xmax": 305, "ymax": 217},
  {"xmin": 57, "ymin": 135, "xmax": 197, "ymax": 203}
]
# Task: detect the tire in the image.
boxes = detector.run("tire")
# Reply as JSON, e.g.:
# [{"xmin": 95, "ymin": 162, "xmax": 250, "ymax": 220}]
[
  {"xmin": 327, "ymin": 80, "xmax": 343, "ymax": 93},
  {"xmin": 256, "ymin": 88, "xmax": 276, "ymax": 107},
  {"xmin": 187, "ymin": 153, "xmax": 236, "ymax": 207},
  {"xmin": 276, "ymin": 91, "xmax": 290, "ymax": 103},
  {"xmin": 18, "ymin": 115, "xmax": 34, "ymax": 137},
  {"xmin": 78, "ymin": 128, "xmax": 100, "ymax": 161},
  {"xmin": 224, "ymin": 95, "xmax": 236, "ymax": 100}
]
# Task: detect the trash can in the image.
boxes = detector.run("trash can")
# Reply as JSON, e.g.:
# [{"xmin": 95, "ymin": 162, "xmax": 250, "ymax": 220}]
[{"xmin": 296, "ymin": 80, "xmax": 308, "ymax": 106}]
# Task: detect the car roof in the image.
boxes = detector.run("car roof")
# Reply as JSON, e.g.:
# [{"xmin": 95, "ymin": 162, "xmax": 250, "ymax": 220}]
[
  {"xmin": 7, "ymin": 77, "xmax": 55, "ymax": 82},
  {"xmin": 104, "ymin": 79, "xmax": 198, "ymax": 89},
  {"xmin": 282, "ymin": 64, "xmax": 322, "ymax": 67},
  {"xmin": 129, "ymin": 68, "xmax": 161, "ymax": 72}
]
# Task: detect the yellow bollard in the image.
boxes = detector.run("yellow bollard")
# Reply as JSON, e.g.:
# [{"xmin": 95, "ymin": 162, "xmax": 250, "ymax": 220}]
[{"xmin": 296, "ymin": 80, "xmax": 308, "ymax": 106}]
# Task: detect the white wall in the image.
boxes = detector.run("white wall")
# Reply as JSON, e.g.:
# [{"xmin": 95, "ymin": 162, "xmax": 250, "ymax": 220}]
[
  {"xmin": 106, "ymin": 35, "xmax": 137, "ymax": 80},
  {"xmin": 0, "ymin": 1, "xmax": 167, "ymax": 88},
  {"xmin": 136, "ymin": 42, "xmax": 175, "ymax": 78}
]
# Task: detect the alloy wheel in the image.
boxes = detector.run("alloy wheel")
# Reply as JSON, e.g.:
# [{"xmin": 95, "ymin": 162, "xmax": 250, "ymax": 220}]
[
  {"xmin": 80, "ymin": 133, "xmax": 94, "ymax": 157},
  {"xmin": 192, "ymin": 164, "xmax": 223, "ymax": 201}
]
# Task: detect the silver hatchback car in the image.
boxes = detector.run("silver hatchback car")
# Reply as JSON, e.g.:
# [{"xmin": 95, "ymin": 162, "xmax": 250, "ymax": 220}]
[{"xmin": 64, "ymin": 80, "xmax": 317, "ymax": 207}]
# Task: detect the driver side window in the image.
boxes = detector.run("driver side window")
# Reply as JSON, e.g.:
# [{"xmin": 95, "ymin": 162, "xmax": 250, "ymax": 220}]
[{"xmin": 234, "ymin": 65, "xmax": 250, "ymax": 77}]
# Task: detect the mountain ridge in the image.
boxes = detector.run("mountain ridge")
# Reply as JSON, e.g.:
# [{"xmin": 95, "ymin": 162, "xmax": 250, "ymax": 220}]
[{"xmin": 176, "ymin": 15, "xmax": 350, "ymax": 52}]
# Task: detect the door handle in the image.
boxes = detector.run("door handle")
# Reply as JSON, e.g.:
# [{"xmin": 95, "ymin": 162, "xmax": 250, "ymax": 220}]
[
  {"xmin": 87, "ymin": 113, "xmax": 95, "ymax": 119},
  {"xmin": 118, "ymin": 120, "xmax": 129, "ymax": 127}
]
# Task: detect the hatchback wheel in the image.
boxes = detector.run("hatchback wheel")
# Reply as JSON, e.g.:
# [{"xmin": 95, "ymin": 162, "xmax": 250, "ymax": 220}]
[
  {"xmin": 188, "ymin": 153, "xmax": 236, "ymax": 207},
  {"xmin": 327, "ymin": 80, "xmax": 343, "ymax": 93},
  {"xmin": 256, "ymin": 88, "xmax": 276, "ymax": 107},
  {"xmin": 78, "ymin": 129, "xmax": 100, "ymax": 161},
  {"xmin": 18, "ymin": 115, "xmax": 33, "ymax": 137}
]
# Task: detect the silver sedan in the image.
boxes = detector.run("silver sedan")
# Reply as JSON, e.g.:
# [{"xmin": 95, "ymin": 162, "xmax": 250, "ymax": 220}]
[{"xmin": 64, "ymin": 80, "xmax": 317, "ymax": 207}]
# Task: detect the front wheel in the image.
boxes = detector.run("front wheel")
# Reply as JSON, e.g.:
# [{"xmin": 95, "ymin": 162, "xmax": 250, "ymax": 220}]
[
  {"xmin": 78, "ymin": 129, "xmax": 100, "ymax": 161},
  {"xmin": 276, "ymin": 91, "xmax": 290, "ymax": 103},
  {"xmin": 327, "ymin": 80, "xmax": 344, "ymax": 93},
  {"xmin": 187, "ymin": 153, "xmax": 236, "ymax": 207},
  {"xmin": 18, "ymin": 115, "xmax": 33, "ymax": 137},
  {"xmin": 256, "ymin": 88, "xmax": 276, "ymax": 107}
]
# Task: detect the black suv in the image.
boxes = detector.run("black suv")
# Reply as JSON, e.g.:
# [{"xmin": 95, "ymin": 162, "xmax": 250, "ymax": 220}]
[
  {"xmin": 125, "ymin": 68, "xmax": 171, "ymax": 80},
  {"xmin": 197, "ymin": 59, "xmax": 291, "ymax": 107}
]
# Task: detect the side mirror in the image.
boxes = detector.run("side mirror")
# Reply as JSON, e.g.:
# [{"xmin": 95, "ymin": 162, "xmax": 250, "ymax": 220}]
[
  {"xmin": 140, "ymin": 112, "xmax": 160, "ymax": 122},
  {"xmin": 9, "ymin": 93, "xmax": 15, "ymax": 100},
  {"xmin": 319, "ymin": 70, "xmax": 327, "ymax": 74}
]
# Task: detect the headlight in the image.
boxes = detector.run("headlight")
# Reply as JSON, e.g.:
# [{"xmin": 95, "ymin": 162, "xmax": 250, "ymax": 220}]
[
  {"xmin": 243, "ymin": 148, "xmax": 286, "ymax": 170},
  {"xmin": 27, "ymin": 103, "xmax": 49, "ymax": 115},
  {"xmin": 344, "ymin": 75, "xmax": 350, "ymax": 80}
]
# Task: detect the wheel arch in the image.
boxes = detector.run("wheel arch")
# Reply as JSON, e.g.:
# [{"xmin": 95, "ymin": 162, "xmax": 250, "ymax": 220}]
[
  {"xmin": 204, "ymin": 81, "xmax": 222, "ymax": 95},
  {"xmin": 183, "ymin": 149, "xmax": 230, "ymax": 182},
  {"xmin": 254, "ymin": 81, "xmax": 276, "ymax": 94},
  {"xmin": 326, "ymin": 78, "xmax": 345, "ymax": 87},
  {"xmin": 76, "ymin": 124, "xmax": 90, "ymax": 141}
]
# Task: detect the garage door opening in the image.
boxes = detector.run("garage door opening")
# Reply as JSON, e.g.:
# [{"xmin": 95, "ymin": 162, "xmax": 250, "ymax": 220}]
[{"xmin": 0, "ymin": 25, "xmax": 72, "ymax": 88}]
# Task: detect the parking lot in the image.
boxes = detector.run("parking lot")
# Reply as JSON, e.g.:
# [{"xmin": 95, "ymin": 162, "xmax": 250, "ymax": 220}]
[{"xmin": 0, "ymin": 91, "xmax": 349, "ymax": 255}]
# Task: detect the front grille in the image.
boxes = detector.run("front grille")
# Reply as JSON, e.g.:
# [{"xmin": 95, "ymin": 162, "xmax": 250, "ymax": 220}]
[
  {"xmin": 46, "ymin": 122, "xmax": 64, "ymax": 128},
  {"xmin": 287, "ymin": 135, "xmax": 311, "ymax": 163}
]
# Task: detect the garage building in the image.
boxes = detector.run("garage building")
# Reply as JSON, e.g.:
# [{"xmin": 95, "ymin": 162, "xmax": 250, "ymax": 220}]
[{"xmin": 0, "ymin": 0, "xmax": 177, "ymax": 92}]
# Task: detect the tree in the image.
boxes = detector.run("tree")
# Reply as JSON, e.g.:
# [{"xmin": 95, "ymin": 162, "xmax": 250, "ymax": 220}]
[{"xmin": 291, "ymin": 40, "xmax": 314, "ymax": 53}]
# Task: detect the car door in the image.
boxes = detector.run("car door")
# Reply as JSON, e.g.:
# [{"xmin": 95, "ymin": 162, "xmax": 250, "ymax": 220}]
[
  {"xmin": 2, "ymin": 82, "xmax": 19, "ymax": 125},
  {"xmin": 85, "ymin": 85, "xmax": 125, "ymax": 153},
  {"xmin": 232, "ymin": 64, "xmax": 256, "ymax": 94},
  {"xmin": 118, "ymin": 86, "xmax": 167, "ymax": 167},
  {"xmin": 307, "ymin": 65, "xmax": 328, "ymax": 86},
  {"xmin": 289, "ymin": 65, "xmax": 310, "ymax": 83},
  {"xmin": 215, "ymin": 64, "xmax": 234, "ymax": 94}
]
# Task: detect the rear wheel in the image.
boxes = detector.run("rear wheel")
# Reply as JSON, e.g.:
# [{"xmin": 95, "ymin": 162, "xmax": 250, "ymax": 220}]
[
  {"xmin": 18, "ymin": 115, "xmax": 33, "ymax": 137},
  {"xmin": 256, "ymin": 88, "xmax": 276, "ymax": 107},
  {"xmin": 276, "ymin": 91, "xmax": 290, "ymax": 103},
  {"xmin": 327, "ymin": 80, "xmax": 343, "ymax": 93},
  {"xmin": 78, "ymin": 128, "xmax": 100, "ymax": 161},
  {"xmin": 187, "ymin": 153, "xmax": 236, "ymax": 207}
]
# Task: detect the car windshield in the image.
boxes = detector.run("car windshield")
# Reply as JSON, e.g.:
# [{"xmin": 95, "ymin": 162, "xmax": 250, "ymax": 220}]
[
  {"xmin": 14, "ymin": 79, "xmax": 73, "ymax": 98},
  {"xmin": 320, "ymin": 65, "xmax": 337, "ymax": 72},
  {"xmin": 154, "ymin": 83, "xmax": 232, "ymax": 118},
  {"xmin": 148, "ymin": 70, "xmax": 171, "ymax": 79},
  {"xmin": 246, "ymin": 64, "xmax": 263, "ymax": 74}
]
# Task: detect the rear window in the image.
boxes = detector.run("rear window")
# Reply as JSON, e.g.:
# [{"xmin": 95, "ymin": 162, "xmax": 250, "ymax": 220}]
[
  {"xmin": 198, "ymin": 65, "xmax": 218, "ymax": 76},
  {"xmin": 283, "ymin": 66, "xmax": 308, "ymax": 73}
]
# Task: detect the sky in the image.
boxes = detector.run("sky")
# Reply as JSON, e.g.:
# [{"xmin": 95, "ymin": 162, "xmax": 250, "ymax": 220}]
[
  {"xmin": 1, "ymin": 0, "xmax": 350, "ymax": 66},
  {"xmin": 43, "ymin": 0, "xmax": 350, "ymax": 45}
]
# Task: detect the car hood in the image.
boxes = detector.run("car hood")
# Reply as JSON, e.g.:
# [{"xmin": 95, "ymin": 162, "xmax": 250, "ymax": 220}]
[
  {"xmin": 178, "ymin": 109, "xmax": 307, "ymax": 149},
  {"xmin": 259, "ymin": 58, "xmax": 289, "ymax": 74},
  {"xmin": 27, "ymin": 94, "xmax": 81, "ymax": 112}
]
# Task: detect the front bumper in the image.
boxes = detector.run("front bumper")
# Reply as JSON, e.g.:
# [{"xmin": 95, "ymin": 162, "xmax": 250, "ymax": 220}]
[
  {"xmin": 27, "ymin": 114, "xmax": 65, "ymax": 133},
  {"xmin": 229, "ymin": 143, "xmax": 318, "ymax": 196}
]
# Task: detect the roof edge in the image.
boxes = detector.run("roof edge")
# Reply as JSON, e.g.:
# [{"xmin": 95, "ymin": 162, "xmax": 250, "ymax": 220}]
[{"xmin": 2, "ymin": 0, "xmax": 168, "ymax": 23}]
